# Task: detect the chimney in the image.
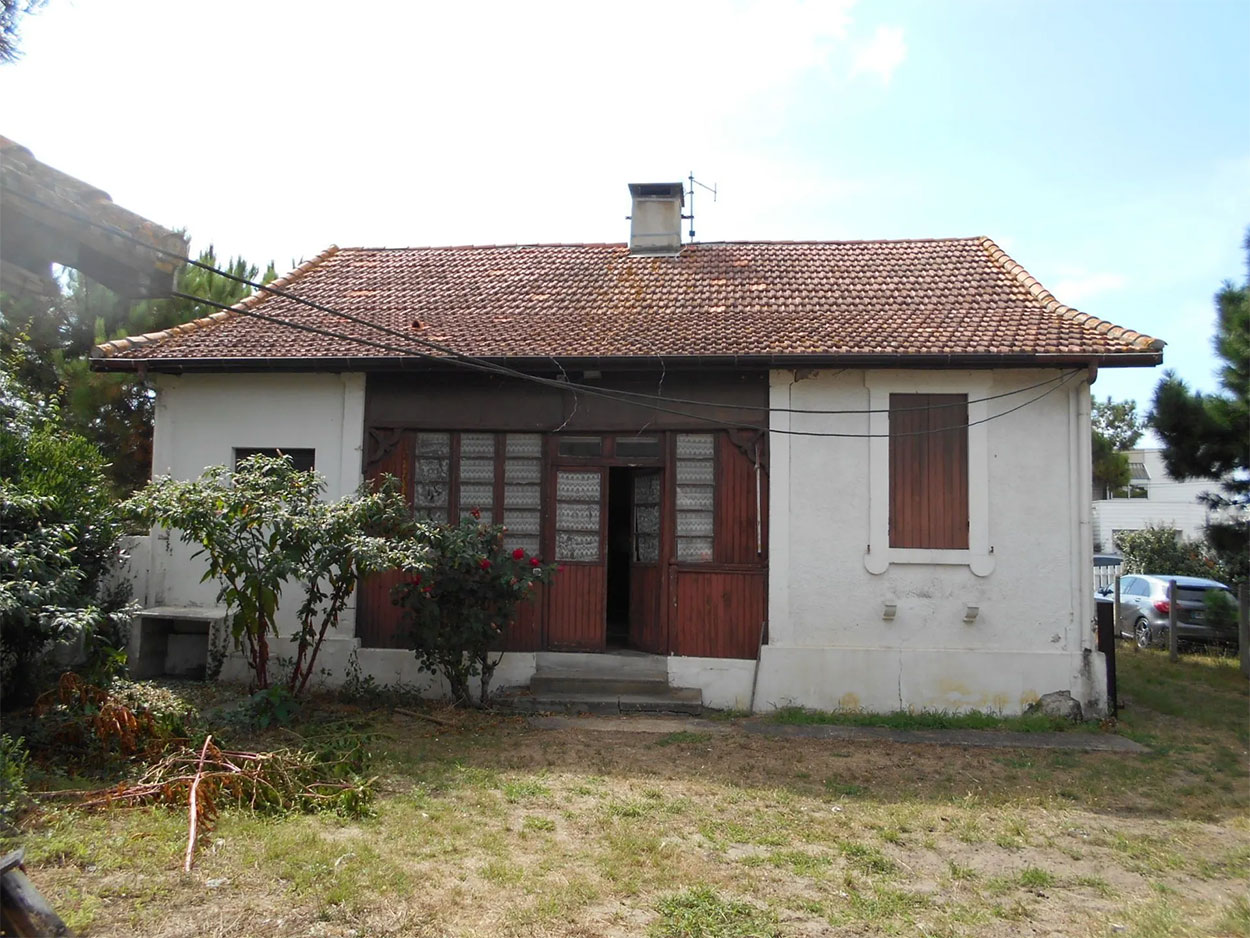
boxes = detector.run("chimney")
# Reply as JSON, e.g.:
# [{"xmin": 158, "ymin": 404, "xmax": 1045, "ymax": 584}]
[{"xmin": 628, "ymin": 182, "xmax": 685, "ymax": 255}]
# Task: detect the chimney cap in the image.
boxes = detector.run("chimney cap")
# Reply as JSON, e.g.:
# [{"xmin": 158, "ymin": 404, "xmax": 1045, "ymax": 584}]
[{"xmin": 628, "ymin": 181, "xmax": 685, "ymax": 204}]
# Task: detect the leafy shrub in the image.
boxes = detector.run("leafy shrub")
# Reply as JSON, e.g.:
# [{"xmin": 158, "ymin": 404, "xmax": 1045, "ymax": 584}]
[
  {"xmin": 128, "ymin": 456, "xmax": 413, "ymax": 693},
  {"xmin": 0, "ymin": 733, "xmax": 30, "ymax": 832},
  {"xmin": 1203, "ymin": 589, "xmax": 1238, "ymax": 632},
  {"xmin": 1115, "ymin": 525, "xmax": 1230, "ymax": 582},
  {"xmin": 394, "ymin": 513, "xmax": 558, "ymax": 707},
  {"xmin": 0, "ymin": 372, "xmax": 132, "ymax": 706}
]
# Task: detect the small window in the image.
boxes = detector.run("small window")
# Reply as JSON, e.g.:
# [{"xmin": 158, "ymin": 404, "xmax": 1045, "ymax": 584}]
[
  {"xmin": 233, "ymin": 447, "xmax": 315, "ymax": 472},
  {"xmin": 557, "ymin": 436, "xmax": 602, "ymax": 458},
  {"xmin": 615, "ymin": 436, "xmax": 661, "ymax": 459}
]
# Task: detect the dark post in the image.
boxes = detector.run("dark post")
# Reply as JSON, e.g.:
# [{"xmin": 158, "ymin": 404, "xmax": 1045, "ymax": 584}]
[
  {"xmin": 1239, "ymin": 582, "xmax": 1248, "ymax": 679},
  {"xmin": 1168, "ymin": 579, "xmax": 1179, "ymax": 662},
  {"xmin": 1114, "ymin": 575, "xmax": 1122, "ymax": 650}
]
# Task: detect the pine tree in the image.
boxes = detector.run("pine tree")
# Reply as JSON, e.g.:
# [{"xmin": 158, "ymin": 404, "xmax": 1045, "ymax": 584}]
[
  {"xmin": 0, "ymin": 247, "xmax": 277, "ymax": 493},
  {"xmin": 1150, "ymin": 231, "xmax": 1250, "ymax": 582}
]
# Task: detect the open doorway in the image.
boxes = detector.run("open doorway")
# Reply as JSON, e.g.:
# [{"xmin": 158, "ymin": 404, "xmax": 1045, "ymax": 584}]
[{"xmin": 606, "ymin": 467, "xmax": 633, "ymax": 646}]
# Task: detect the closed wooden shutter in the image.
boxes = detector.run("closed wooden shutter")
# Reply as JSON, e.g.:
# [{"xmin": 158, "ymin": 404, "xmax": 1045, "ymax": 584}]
[{"xmin": 889, "ymin": 394, "xmax": 968, "ymax": 549}]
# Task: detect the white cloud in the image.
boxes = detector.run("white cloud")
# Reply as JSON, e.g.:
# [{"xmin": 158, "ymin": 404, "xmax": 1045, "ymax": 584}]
[
  {"xmin": 1052, "ymin": 272, "xmax": 1127, "ymax": 305},
  {"xmin": 851, "ymin": 25, "xmax": 906, "ymax": 84}
]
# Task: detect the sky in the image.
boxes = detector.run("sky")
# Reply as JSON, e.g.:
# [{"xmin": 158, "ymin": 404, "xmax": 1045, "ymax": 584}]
[{"xmin": 2, "ymin": 0, "xmax": 1247, "ymax": 434}]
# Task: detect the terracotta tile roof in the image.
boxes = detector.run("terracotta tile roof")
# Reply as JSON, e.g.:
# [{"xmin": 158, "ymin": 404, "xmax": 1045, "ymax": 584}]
[{"xmin": 92, "ymin": 237, "xmax": 1163, "ymax": 367}]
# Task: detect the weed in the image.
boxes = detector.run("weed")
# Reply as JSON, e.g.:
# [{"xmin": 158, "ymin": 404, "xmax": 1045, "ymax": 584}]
[
  {"xmin": 652, "ymin": 885, "xmax": 780, "ymax": 938},
  {"xmin": 0, "ymin": 735, "xmax": 30, "ymax": 832},
  {"xmin": 1017, "ymin": 867, "xmax": 1054, "ymax": 889},
  {"xmin": 655, "ymin": 731, "xmax": 712, "ymax": 747},
  {"xmin": 770, "ymin": 706, "xmax": 1080, "ymax": 732}
]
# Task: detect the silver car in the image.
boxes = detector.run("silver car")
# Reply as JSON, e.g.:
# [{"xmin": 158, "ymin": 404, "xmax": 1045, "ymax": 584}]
[{"xmin": 1098, "ymin": 575, "xmax": 1238, "ymax": 649}]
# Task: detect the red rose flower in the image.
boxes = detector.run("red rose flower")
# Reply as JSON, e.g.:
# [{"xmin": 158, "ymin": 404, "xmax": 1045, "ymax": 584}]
[
  {"xmin": 512, "ymin": 548, "xmax": 525, "ymax": 560},
  {"xmin": 530, "ymin": 557, "xmax": 541, "ymax": 567},
  {"xmin": 470, "ymin": 507, "xmax": 481, "ymax": 520},
  {"xmin": 479, "ymin": 558, "xmax": 491, "ymax": 570},
  {"xmin": 421, "ymin": 584, "xmax": 432, "ymax": 594}
]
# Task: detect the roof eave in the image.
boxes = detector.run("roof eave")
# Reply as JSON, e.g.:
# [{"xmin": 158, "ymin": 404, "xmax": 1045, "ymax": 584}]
[{"xmin": 89, "ymin": 350, "xmax": 1164, "ymax": 375}]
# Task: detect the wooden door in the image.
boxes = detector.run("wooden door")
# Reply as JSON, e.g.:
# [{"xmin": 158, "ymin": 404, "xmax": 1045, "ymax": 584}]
[
  {"xmin": 545, "ymin": 468, "xmax": 606, "ymax": 650},
  {"xmin": 629, "ymin": 469, "xmax": 665, "ymax": 653}
]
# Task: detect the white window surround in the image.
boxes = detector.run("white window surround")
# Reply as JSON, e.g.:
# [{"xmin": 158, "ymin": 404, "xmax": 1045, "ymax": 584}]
[{"xmin": 863, "ymin": 372, "xmax": 994, "ymax": 577}]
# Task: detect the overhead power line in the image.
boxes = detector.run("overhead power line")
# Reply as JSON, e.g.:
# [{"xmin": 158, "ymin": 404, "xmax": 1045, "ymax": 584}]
[
  {"xmin": 170, "ymin": 289, "xmax": 1081, "ymax": 439},
  {"xmin": 8, "ymin": 186, "xmax": 1087, "ymax": 433}
]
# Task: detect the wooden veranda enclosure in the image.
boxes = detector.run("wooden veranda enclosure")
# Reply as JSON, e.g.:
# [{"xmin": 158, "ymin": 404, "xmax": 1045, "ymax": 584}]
[{"xmin": 356, "ymin": 371, "xmax": 769, "ymax": 659}]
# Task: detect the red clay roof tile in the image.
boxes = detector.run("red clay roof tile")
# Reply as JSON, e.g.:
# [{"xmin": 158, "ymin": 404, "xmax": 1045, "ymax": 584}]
[{"xmin": 92, "ymin": 237, "xmax": 1163, "ymax": 366}]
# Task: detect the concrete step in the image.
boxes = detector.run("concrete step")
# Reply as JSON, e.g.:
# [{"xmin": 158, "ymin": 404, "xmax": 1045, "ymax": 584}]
[
  {"xmin": 529, "ymin": 674, "xmax": 671, "ymax": 696},
  {"xmin": 496, "ymin": 686, "xmax": 703, "ymax": 716},
  {"xmin": 534, "ymin": 650, "xmax": 667, "ymax": 680}
]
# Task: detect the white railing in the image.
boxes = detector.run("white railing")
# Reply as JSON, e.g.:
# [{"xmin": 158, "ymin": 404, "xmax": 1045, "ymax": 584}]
[{"xmin": 1093, "ymin": 562, "xmax": 1123, "ymax": 592}]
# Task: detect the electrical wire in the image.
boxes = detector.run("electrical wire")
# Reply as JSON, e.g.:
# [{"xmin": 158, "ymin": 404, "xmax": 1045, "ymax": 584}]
[
  {"xmin": 170, "ymin": 289, "xmax": 1082, "ymax": 439},
  {"xmin": 10, "ymin": 184, "xmax": 1088, "ymax": 420}
]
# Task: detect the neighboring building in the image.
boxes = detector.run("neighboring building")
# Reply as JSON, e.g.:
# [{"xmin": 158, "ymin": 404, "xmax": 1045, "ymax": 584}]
[
  {"xmin": 92, "ymin": 182, "xmax": 1163, "ymax": 716},
  {"xmin": 1092, "ymin": 448, "xmax": 1213, "ymax": 552}
]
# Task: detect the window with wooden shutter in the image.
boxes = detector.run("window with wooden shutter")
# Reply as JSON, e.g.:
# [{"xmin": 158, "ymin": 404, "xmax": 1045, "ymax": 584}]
[{"xmin": 889, "ymin": 394, "xmax": 969, "ymax": 549}]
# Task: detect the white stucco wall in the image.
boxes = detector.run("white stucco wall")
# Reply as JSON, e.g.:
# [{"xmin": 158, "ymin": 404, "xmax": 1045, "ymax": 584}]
[
  {"xmin": 760, "ymin": 368, "xmax": 1105, "ymax": 716},
  {"xmin": 141, "ymin": 372, "xmax": 367, "ymax": 681}
]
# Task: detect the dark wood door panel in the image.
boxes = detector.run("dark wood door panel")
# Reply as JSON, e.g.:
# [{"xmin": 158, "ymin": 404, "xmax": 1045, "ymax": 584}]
[{"xmin": 671, "ymin": 570, "xmax": 765, "ymax": 659}]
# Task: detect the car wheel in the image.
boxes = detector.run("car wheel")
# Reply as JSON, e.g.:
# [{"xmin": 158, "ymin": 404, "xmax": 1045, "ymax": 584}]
[{"xmin": 1135, "ymin": 618, "xmax": 1154, "ymax": 649}]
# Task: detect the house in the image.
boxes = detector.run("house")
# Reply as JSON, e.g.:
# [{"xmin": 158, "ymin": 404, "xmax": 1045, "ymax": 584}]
[
  {"xmin": 92, "ymin": 183, "xmax": 1163, "ymax": 715},
  {"xmin": 1092, "ymin": 448, "xmax": 1215, "ymax": 552}
]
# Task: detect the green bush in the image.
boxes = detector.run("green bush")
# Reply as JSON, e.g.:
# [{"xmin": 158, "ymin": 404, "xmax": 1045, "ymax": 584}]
[
  {"xmin": 394, "ymin": 514, "xmax": 558, "ymax": 707},
  {"xmin": 1115, "ymin": 525, "xmax": 1230, "ymax": 582},
  {"xmin": 128, "ymin": 456, "xmax": 413, "ymax": 694},
  {"xmin": 0, "ymin": 734, "xmax": 29, "ymax": 832},
  {"xmin": 0, "ymin": 369, "xmax": 131, "ymax": 706}
]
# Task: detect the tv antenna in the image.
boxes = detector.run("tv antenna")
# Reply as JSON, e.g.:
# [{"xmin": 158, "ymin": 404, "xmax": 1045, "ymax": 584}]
[{"xmin": 684, "ymin": 171, "xmax": 717, "ymax": 241}]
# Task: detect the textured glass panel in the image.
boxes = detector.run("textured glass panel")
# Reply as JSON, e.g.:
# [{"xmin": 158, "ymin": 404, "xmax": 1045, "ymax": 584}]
[
  {"xmin": 634, "ymin": 504, "xmax": 660, "ymax": 535},
  {"xmin": 635, "ymin": 533, "xmax": 659, "ymax": 564},
  {"xmin": 556, "ymin": 471, "xmax": 600, "ymax": 501},
  {"xmin": 460, "ymin": 508, "xmax": 492, "ymax": 524},
  {"xmin": 504, "ymin": 508, "xmax": 541, "ymax": 534},
  {"xmin": 417, "ymin": 432, "xmax": 450, "ymax": 457},
  {"xmin": 460, "ymin": 433, "xmax": 494, "ymax": 459},
  {"xmin": 677, "ymin": 537, "xmax": 714, "ymax": 562},
  {"xmin": 557, "ymin": 436, "xmax": 602, "ymax": 457},
  {"xmin": 676, "ymin": 484, "xmax": 714, "ymax": 511},
  {"xmin": 677, "ymin": 511, "xmax": 715, "ymax": 537},
  {"xmin": 676, "ymin": 433, "xmax": 715, "ymax": 459},
  {"xmin": 615, "ymin": 436, "xmax": 661, "ymax": 459},
  {"xmin": 557, "ymin": 532, "xmax": 600, "ymax": 562},
  {"xmin": 417, "ymin": 457, "xmax": 450, "ymax": 483},
  {"xmin": 504, "ymin": 484, "xmax": 541, "ymax": 508},
  {"xmin": 414, "ymin": 481, "xmax": 447, "ymax": 509},
  {"xmin": 634, "ymin": 473, "xmax": 661, "ymax": 505},
  {"xmin": 459, "ymin": 459, "xmax": 495, "ymax": 483},
  {"xmin": 504, "ymin": 534, "xmax": 540, "ymax": 555},
  {"xmin": 505, "ymin": 434, "xmax": 542, "ymax": 458},
  {"xmin": 556, "ymin": 502, "xmax": 600, "ymax": 532},
  {"xmin": 505, "ymin": 459, "xmax": 542, "ymax": 484},
  {"xmin": 676, "ymin": 460, "xmax": 714, "ymax": 485},
  {"xmin": 459, "ymin": 483, "xmax": 494, "ymax": 509}
]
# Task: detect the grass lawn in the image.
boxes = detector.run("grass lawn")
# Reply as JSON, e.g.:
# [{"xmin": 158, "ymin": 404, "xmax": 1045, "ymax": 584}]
[{"xmin": 4, "ymin": 647, "xmax": 1247, "ymax": 938}]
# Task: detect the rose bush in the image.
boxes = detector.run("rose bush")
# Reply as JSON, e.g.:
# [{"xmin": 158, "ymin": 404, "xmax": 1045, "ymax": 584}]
[{"xmin": 393, "ymin": 513, "xmax": 557, "ymax": 708}]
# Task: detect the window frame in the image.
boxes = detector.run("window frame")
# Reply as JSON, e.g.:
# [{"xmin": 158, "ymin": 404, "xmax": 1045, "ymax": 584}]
[
  {"xmin": 233, "ymin": 447, "xmax": 316, "ymax": 472},
  {"xmin": 864, "ymin": 372, "xmax": 993, "ymax": 576}
]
